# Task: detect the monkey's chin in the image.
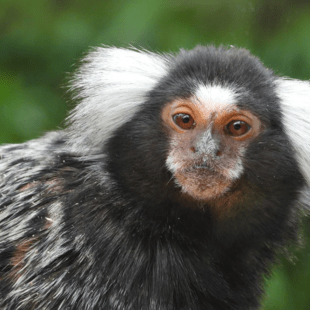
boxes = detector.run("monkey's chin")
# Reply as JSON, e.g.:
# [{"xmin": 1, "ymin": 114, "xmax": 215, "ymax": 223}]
[{"xmin": 174, "ymin": 170, "xmax": 233, "ymax": 201}]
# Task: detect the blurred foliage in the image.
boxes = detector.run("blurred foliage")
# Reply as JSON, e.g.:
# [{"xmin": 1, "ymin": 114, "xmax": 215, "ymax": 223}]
[{"xmin": 1, "ymin": 0, "xmax": 310, "ymax": 308}]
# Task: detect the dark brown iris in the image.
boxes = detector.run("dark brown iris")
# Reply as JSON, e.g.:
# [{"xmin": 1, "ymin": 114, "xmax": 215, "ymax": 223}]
[
  {"xmin": 173, "ymin": 114, "xmax": 195, "ymax": 130},
  {"xmin": 226, "ymin": 120, "xmax": 250, "ymax": 136}
]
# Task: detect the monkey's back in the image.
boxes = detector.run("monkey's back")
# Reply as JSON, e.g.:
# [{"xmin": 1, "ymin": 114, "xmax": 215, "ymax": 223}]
[{"xmin": 0, "ymin": 132, "xmax": 85, "ymax": 308}]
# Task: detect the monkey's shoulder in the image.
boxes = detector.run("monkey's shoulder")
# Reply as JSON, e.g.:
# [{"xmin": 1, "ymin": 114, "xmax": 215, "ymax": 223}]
[{"xmin": 0, "ymin": 132, "xmax": 118, "ymax": 306}]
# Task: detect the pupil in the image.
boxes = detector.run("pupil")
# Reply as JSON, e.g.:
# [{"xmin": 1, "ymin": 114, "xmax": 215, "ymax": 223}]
[
  {"xmin": 233, "ymin": 122, "xmax": 241, "ymax": 130},
  {"xmin": 183, "ymin": 115, "xmax": 190, "ymax": 123}
]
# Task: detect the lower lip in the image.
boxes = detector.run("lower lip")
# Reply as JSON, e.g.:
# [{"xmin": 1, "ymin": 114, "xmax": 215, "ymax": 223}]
[{"xmin": 195, "ymin": 165, "xmax": 211, "ymax": 169}]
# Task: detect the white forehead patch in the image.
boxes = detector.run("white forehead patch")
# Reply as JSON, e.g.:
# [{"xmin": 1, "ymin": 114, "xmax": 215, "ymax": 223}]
[{"xmin": 194, "ymin": 84, "xmax": 238, "ymax": 111}]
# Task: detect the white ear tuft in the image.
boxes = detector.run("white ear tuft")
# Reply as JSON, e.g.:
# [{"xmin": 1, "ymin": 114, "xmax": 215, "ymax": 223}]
[
  {"xmin": 67, "ymin": 46, "xmax": 170, "ymax": 153},
  {"xmin": 275, "ymin": 78, "xmax": 310, "ymax": 186}
]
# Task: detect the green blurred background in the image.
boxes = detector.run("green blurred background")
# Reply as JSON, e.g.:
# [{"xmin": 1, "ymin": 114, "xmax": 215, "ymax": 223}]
[{"xmin": 1, "ymin": 0, "xmax": 310, "ymax": 308}]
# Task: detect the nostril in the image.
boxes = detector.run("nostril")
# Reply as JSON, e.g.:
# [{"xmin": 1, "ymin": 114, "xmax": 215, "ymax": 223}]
[
  {"xmin": 190, "ymin": 147, "xmax": 196, "ymax": 153},
  {"xmin": 216, "ymin": 150, "xmax": 222, "ymax": 157}
]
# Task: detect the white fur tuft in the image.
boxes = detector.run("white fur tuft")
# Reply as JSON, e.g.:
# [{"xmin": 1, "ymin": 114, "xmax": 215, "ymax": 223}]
[
  {"xmin": 195, "ymin": 84, "xmax": 238, "ymax": 109},
  {"xmin": 67, "ymin": 47, "xmax": 170, "ymax": 153},
  {"xmin": 276, "ymin": 78, "xmax": 310, "ymax": 185}
]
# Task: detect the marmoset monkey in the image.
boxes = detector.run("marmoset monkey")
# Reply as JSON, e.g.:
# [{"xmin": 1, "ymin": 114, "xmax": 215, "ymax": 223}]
[{"xmin": 1, "ymin": 46, "xmax": 310, "ymax": 309}]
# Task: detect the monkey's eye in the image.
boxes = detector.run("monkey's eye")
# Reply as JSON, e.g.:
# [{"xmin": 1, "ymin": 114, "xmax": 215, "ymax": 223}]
[
  {"xmin": 226, "ymin": 120, "xmax": 251, "ymax": 136},
  {"xmin": 173, "ymin": 113, "xmax": 195, "ymax": 130}
]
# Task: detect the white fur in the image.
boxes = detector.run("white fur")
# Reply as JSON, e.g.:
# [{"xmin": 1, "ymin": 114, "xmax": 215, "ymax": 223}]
[
  {"xmin": 195, "ymin": 84, "xmax": 238, "ymax": 111},
  {"xmin": 166, "ymin": 154, "xmax": 180, "ymax": 174},
  {"xmin": 67, "ymin": 47, "xmax": 170, "ymax": 153},
  {"xmin": 275, "ymin": 78, "xmax": 310, "ymax": 185},
  {"xmin": 225, "ymin": 157, "xmax": 244, "ymax": 180}
]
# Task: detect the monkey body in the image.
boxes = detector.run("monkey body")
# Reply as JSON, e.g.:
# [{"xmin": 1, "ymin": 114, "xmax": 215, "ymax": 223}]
[{"xmin": 0, "ymin": 46, "xmax": 309, "ymax": 309}]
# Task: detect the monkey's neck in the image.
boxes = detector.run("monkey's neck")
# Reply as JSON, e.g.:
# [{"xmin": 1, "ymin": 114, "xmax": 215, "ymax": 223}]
[
  {"xmin": 72, "ymin": 188, "xmax": 277, "ymax": 309},
  {"xmin": 49, "ymin": 155, "xmax": 300, "ymax": 309}
]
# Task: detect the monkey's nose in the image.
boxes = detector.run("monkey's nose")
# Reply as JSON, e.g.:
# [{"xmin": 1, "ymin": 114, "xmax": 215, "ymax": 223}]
[
  {"xmin": 191, "ymin": 146, "xmax": 222, "ymax": 158},
  {"xmin": 194, "ymin": 129, "xmax": 221, "ymax": 158}
]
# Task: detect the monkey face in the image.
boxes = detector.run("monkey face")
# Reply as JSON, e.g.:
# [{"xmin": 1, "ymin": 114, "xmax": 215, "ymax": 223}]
[
  {"xmin": 103, "ymin": 46, "xmax": 304, "ymax": 216},
  {"xmin": 162, "ymin": 84, "xmax": 262, "ymax": 201}
]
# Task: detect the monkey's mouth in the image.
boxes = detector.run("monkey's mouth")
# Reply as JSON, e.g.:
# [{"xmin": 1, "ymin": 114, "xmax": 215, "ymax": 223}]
[
  {"xmin": 193, "ymin": 164, "xmax": 213, "ymax": 170},
  {"xmin": 174, "ymin": 170, "xmax": 232, "ymax": 200},
  {"xmin": 188, "ymin": 159, "xmax": 218, "ymax": 173},
  {"xmin": 166, "ymin": 153, "xmax": 242, "ymax": 200}
]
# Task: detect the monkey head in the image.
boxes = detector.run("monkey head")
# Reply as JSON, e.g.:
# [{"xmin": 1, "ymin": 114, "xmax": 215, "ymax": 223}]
[{"xmin": 72, "ymin": 46, "xmax": 308, "ymax": 221}]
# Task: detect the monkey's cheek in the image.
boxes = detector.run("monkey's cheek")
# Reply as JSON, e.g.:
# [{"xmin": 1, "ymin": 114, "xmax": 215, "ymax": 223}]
[{"xmin": 174, "ymin": 171, "xmax": 232, "ymax": 201}]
